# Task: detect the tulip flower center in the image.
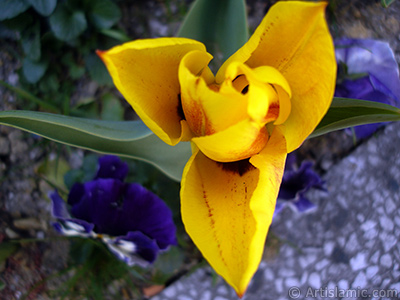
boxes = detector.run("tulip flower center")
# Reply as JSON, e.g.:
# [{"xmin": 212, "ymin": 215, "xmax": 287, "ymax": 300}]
[{"xmin": 179, "ymin": 52, "xmax": 292, "ymax": 163}]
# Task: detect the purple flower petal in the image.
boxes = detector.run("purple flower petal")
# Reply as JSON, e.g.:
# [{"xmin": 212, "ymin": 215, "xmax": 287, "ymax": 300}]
[
  {"xmin": 277, "ymin": 159, "xmax": 325, "ymax": 214},
  {"xmin": 293, "ymin": 196, "xmax": 317, "ymax": 213},
  {"xmin": 335, "ymin": 39, "xmax": 400, "ymax": 139},
  {"xmin": 351, "ymin": 123, "xmax": 381, "ymax": 140},
  {"xmin": 49, "ymin": 190, "xmax": 70, "ymax": 219},
  {"xmin": 279, "ymin": 161, "xmax": 325, "ymax": 201},
  {"xmin": 118, "ymin": 183, "xmax": 177, "ymax": 250},
  {"xmin": 284, "ymin": 152, "xmax": 298, "ymax": 172},
  {"xmin": 68, "ymin": 182, "xmax": 85, "ymax": 206},
  {"xmin": 335, "ymin": 38, "xmax": 400, "ymax": 102},
  {"xmin": 53, "ymin": 219, "xmax": 95, "ymax": 237},
  {"xmin": 103, "ymin": 231, "xmax": 160, "ymax": 266},
  {"xmin": 336, "ymin": 75, "xmax": 397, "ymax": 139},
  {"xmin": 273, "ymin": 202, "xmax": 285, "ymax": 218},
  {"xmin": 335, "ymin": 76, "xmax": 375, "ymax": 100},
  {"xmin": 69, "ymin": 178, "xmax": 124, "ymax": 232},
  {"xmin": 69, "ymin": 179, "xmax": 177, "ymax": 250},
  {"xmin": 50, "ymin": 190, "xmax": 95, "ymax": 236},
  {"xmin": 95, "ymin": 155, "xmax": 128, "ymax": 181}
]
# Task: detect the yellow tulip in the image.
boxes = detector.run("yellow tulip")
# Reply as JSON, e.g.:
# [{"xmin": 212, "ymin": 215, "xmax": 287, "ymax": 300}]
[{"xmin": 98, "ymin": 1, "xmax": 336, "ymax": 296}]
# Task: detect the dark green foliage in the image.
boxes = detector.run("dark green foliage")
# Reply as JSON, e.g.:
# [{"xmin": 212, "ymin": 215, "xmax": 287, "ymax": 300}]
[
  {"xmin": 64, "ymin": 153, "xmax": 98, "ymax": 189},
  {"xmin": 0, "ymin": 242, "xmax": 19, "ymax": 264},
  {"xmin": 88, "ymin": 0, "xmax": 121, "ymax": 30},
  {"xmin": 27, "ymin": 0, "xmax": 57, "ymax": 16},
  {"xmin": 0, "ymin": 0, "xmax": 126, "ymax": 113},
  {"xmin": 49, "ymin": 3, "xmax": 88, "ymax": 41},
  {"xmin": 0, "ymin": 0, "xmax": 30, "ymax": 21},
  {"xmin": 178, "ymin": 0, "xmax": 248, "ymax": 64},
  {"xmin": 44, "ymin": 238, "xmax": 145, "ymax": 299}
]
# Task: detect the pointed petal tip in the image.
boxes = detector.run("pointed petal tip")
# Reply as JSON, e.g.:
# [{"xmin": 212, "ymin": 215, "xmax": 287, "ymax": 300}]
[
  {"xmin": 96, "ymin": 49, "xmax": 106, "ymax": 61},
  {"xmin": 236, "ymin": 288, "xmax": 246, "ymax": 299},
  {"xmin": 234, "ymin": 280, "xmax": 251, "ymax": 298}
]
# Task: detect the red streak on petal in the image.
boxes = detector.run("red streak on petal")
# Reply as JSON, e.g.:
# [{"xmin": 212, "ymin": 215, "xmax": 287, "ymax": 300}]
[{"xmin": 201, "ymin": 183, "xmax": 227, "ymax": 267}]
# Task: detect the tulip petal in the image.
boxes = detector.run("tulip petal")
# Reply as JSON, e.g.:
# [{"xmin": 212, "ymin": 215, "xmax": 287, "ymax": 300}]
[
  {"xmin": 217, "ymin": 1, "xmax": 336, "ymax": 152},
  {"xmin": 181, "ymin": 127, "xmax": 287, "ymax": 296},
  {"xmin": 179, "ymin": 50, "xmax": 249, "ymax": 137},
  {"xmin": 98, "ymin": 38, "xmax": 206, "ymax": 145},
  {"xmin": 192, "ymin": 120, "xmax": 269, "ymax": 162},
  {"xmin": 180, "ymin": 54, "xmax": 289, "ymax": 162}
]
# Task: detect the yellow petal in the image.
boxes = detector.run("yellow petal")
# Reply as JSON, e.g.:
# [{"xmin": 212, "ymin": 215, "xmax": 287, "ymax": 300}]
[
  {"xmin": 179, "ymin": 51, "xmax": 249, "ymax": 137},
  {"xmin": 180, "ymin": 57, "xmax": 288, "ymax": 162},
  {"xmin": 98, "ymin": 38, "xmax": 206, "ymax": 145},
  {"xmin": 250, "ymin": 66, "xmax": 291, "ymax": 125},
  {"xmin": 216, "ymin": 1, "xmax": 336, "ymax": 152},
  {"xmin": 181, "ymin": 127, "xmax": 287, "ymax": 297},
  {"xmin": 192, "ymin": 119, "xmax": 269, "ymax": 162},
  {"xmin": 225, "ymin": 62, "xmax": 291, "ymax": 126}
]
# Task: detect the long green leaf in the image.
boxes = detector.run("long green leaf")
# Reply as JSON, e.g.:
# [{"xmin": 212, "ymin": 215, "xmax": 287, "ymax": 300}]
[
  {"xmin": 381, "ymin": 0, "xmax": 396, "ymax": 8},
  {"xmin": 0, "ymin": 111, "xmax": 191, "ymax": 181},
  {"xmin": 0, "ymin": 80, "xmax": 60, "ymax": 113},
  {"xmin": 177, "ymin": 0, "xmax": 248, "ymax": 63},
  {"xmin": 310, "ymin": 97, "xmax": 400, "ymax": 138}
]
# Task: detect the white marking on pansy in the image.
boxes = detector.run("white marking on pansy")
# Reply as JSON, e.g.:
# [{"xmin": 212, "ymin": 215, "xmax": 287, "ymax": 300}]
[
  {"xmin": 58, "ymin": 225, "xmax": 92, "ymax": 237},
  {"xmin": 65, "ymin": 221, "xmax": 86, "ymax": 232},
  {"xmin": 117, "ymin": 240, "xmax": 137, "ymax": 253},
  {"xmin": 101, "ymin": 236, "xmax": 148, "ymax": 267}
]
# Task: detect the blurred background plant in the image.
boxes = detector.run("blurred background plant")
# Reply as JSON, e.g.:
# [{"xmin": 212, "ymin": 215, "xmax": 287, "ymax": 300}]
[
  {"xmin": 0, "ymin": 0, "xmax": 399, "ymax": 299},
  {"xmin": 0, "ymin": 0, "xmax": 130, "ymax": 117},
  {"xmin": 0, "ymin": 1, "xmax": 201, "ymax": 298}
]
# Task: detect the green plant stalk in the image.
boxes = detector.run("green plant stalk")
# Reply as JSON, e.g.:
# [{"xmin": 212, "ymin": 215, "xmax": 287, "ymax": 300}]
[
  {"xmin": 381, "ymin": 0, "xmax": 396, "ymax": 7},
  {"xmin": 0, "ymin": 80, "xmax": 60, "ymax": 113}
]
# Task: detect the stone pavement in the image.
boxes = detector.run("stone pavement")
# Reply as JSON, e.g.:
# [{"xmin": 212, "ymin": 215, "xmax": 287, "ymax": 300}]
[{"xmin": 151, "ymin": 121, "xmax": 400, "ymax": 300}]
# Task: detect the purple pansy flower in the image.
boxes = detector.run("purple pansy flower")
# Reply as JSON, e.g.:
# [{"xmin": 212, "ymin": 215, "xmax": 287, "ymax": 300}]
[
  {"xmin": 275, "ymin": 153, "xmax": 326, "ymax": 215},
  {"xmin": 335, "ymin": 38, "xmax": 400, "ymax": 139},
  {"xmin": 50, "ymin": 155, "xmax": 177, "ymax": 267}
]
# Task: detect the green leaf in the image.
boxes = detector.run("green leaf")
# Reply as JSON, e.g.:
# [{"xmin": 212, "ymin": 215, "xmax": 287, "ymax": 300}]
[
  {"xmin": 22, "ymin": 57, "xmax": 49, "ymax": 83},
  {"xmin": 0, "ymin": 242, "xmax": 19, "ymax": 263},
  {"xmin": 0, "ymin": 0, "xmax": 30, "ymax": 21},
  {"xmin": 64, "ymin": 153, "xmax": 99, "ymax": 189},
  {"xmin": 381, "ymin": 0, "xmax": 396, "ymax": 7},
  {"xmin": 64, "ymin": 169, "xmax": 84, "ymax": 190},
  {"xmin": 1, "ymin": 11, "xmax": 34, "ymax": 33},
  {"xmin": 177, "ymin": 0, "xmax": 248, "ymax": 63},
  {"xmin": 37, "ymin": 156, "xmax": 70, "ymax": 192},
  {"xmin": 38, "ymin": 73, "xmax": 61, "ymax": 93},
  {"xmin": 0, "ymin": 79, "xmax": 60, "ymax": 112},
  {"xmin": 49, "ymin": 3, "xmax": 87, "ymax": 41},
  {"xmin": 100, "ymin": 28, "xmax": 131, "ymax": 43},
  {"xmin": 21, "ymin": 22, "xmax": 41, "ymax": 61},
  {"xmin": 0, "ymin": 279, "xmax": 6, "ymax": 291},
  {"xmin": 100, "ymin": 93, "xmax": 124, "ymax": 121},
  {"xmin": 85, "ymin": 53, "xmax": 112, "ymax": 85},
  {"xmin": 152, "ymin": 247, "xmax": 185, "ymax": 284},
  {"xmin": 69, "ymin": 64, "xmax": 85, "ymax": 79},
  {"xmin": 27, "ymin": 0, "xmax": 57, "ymax": 16},
  {"xmin": 88, "ymin": 0, "xmax": 121, "ymax": 30},
  {"xmin": 309, "ymin": 98, "xmax": 400, "ymax": 139},
  {"xmin": 0, "ymin": 111, "xmax": 191, "ymax": 181}
]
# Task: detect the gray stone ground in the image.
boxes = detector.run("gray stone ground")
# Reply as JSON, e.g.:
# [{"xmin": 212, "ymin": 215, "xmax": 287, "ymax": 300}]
[{"xmin": 151, "ymin": 121, "xmax": 400, "ymax": 300}]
